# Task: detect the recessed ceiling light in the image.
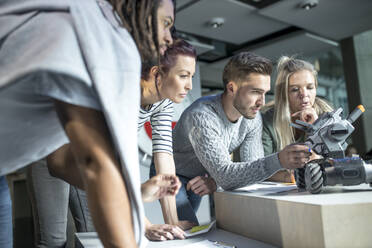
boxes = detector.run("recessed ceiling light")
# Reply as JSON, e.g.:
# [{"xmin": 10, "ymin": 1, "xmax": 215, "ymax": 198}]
[
  {"xmin": 208, "ymin": 17, "xmax": 225, "ymax": 29},
  {"xmin": 300, "ymin": 0, "xmax": 319, "ymax": 10}
]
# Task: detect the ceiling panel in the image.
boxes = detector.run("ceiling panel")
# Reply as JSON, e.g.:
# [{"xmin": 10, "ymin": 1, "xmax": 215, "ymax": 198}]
[
  {"xmin": 188, "ymin": 40, "xmax": 215, "ymax": 55},
  {"xmin": 175, "ymin": 0, "xmax": 289, "ymax": 45},
  {"xmin": 176, "ymin": 0, "xmax": 195, "ymax": 9},
  {"xmin": 209, "ymin": 31, "xmax": 338, "ymax": 70},
  {"xmin": 200, "ymin": 31, "xmax": 339, "ymax": 89},
  {"xmin": 259, "ymin": 0, "xmax": 372, "ymax": 41}
]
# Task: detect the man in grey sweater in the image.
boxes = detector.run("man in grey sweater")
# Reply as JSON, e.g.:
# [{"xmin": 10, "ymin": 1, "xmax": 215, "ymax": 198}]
[{"xmin": 172, "ymin": 52, "xmax": 312, "ymax": 223}]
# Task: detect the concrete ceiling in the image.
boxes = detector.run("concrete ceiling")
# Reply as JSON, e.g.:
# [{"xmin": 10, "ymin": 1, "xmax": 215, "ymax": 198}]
[
  {"xmin": 176, "ymin": 0, "xmax": 195, "ymax": 9},
  {"xmin": 175, "ymin": 0, "xmax": 289, "ymax": 45},
  {"xmin": 174, "ymin": 0, "xmax": 372, "ymax": 89},
  {"xmin": 210, "ymin": 31, "xmax": 339, "ymax": 69},
  {"xmin": 259, "ymin": 0, "xmax": 372, "ymax": 41}
]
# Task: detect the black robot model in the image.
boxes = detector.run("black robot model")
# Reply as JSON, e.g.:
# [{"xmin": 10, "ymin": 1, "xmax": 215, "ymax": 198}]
[{"xmin": 291, "ymin": 105, "xmax": 372, "ymax": 194}]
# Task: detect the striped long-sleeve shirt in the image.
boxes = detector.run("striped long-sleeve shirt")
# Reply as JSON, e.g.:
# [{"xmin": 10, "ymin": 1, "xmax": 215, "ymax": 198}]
[{"xmin": 138, "ymin": 99, "xmax": 174, "ymax": 154}]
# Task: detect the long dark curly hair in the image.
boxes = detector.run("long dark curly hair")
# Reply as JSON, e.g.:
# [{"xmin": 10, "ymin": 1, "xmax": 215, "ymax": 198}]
[{"xmin": 108, "ymin": 0, "xmax": 176, "ymax": 65}]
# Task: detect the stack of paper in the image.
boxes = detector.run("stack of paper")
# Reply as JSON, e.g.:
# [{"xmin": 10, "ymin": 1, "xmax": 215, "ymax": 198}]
[{"xmin": 235, "ymin": 182, "xmax": 297, "ymax": 193}]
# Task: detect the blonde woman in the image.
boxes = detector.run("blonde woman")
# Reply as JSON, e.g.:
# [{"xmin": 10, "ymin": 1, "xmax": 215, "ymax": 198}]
[{"xmin": 261, "ymin": 56, "xmax": 333, "ymax": 182}]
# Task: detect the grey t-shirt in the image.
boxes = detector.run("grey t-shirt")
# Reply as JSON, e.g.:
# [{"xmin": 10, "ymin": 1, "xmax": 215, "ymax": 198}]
[
  {"xmin": 173, "ymin": 94, "xmax": 282, "ymax": 190},
  {"xmin": 0, "ymin": 1, "xmax": 146, "ymax": 245}
]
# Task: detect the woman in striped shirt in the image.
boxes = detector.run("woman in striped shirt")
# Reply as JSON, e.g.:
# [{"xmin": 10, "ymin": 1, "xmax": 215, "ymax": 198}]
[{"xmin": 139, "ymin": 39, "xmax": 197, "ymax": 240}]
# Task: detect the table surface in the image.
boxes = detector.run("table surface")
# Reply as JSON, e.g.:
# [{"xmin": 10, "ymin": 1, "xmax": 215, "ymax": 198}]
[
  {"xmin": 75, "ymin": 228, "xmax": 277, "ymax": 248},
  {"xmin": 220, "ymin": 183, "xmax": 372, "ymax": 205},
  {"xmin": 75, "ymin": 184, "xmax": 372, "ymax": 247}
]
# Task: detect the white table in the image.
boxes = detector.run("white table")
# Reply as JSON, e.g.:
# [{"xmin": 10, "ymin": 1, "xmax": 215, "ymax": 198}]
[
  {"xmin": 215, "ymin": 184, "xmax": 372, "ymax": 248},
  {"xmin": 75, "ymin": 228, "xmax": 277, "ymax": 248}
]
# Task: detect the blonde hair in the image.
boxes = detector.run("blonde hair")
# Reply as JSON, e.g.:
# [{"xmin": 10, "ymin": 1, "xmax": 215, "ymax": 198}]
[{"xmin": 272, "ymin": 56, "xmax": 333, "ymax": 150}]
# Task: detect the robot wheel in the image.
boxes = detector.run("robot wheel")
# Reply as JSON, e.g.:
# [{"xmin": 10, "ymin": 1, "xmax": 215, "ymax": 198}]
[
  {"xmin": 294, "ymin": 168, "xmax": 306, "ymax": 189},
  {"xmin": 305, "ymin": 162, "xmax": 324, "ymax": 194}
]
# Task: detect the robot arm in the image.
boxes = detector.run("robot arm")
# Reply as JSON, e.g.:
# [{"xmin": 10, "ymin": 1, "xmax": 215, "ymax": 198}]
[{"xmin": 291, "ymin": 105, "xmax": 365, "ymax": 159}]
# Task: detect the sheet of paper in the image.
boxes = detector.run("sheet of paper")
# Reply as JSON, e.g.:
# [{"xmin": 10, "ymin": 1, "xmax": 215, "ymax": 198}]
[
  {"xmin": 180, "ymin": 240, "xmax": 235, "ymax": 248},
  {"xmin": 184, "ymin": 220, "xmax": 216, "ymax": 237},
  {"xmin": 234, "ymin": 182, "xmax": 297, "ymax": 193},
  {"xmin": 180, "ymin": 240, "xmax": 216, "ymax": 248}
]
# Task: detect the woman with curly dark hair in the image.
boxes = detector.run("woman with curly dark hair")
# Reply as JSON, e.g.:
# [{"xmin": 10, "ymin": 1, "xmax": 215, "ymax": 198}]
[{"xmin": 0, "ymin": 0, "xmax": 176, "ymax": 247}]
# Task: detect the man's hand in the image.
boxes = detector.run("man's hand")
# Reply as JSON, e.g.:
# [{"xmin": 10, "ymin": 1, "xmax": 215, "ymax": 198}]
[
  {"xmin": 141, "ymin": 174, "xmax": 181, "ymax": 202},
  {"xmin": 292, "ymin": 107, "xmax": 318, "ymax": 124},
  {"xmin": 177, "ymin": 220, "xmax": 197, "ymax": 230},
  {"xmin": 145, "ymin": 223, "xmax": 185, "ymax": 241},
  {"xmin": 267, "ymin": 170, "xmax": 294, "ymax": 183},
  {"xmin": 278, "ymin": 144, "xmax": 312, "ymax": 169},
  {"xmin": 186, "ymin": 174, "xmax": 217, "ymax": 196}
]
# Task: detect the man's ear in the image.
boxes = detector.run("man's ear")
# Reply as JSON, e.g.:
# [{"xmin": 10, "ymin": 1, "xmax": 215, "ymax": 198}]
[{"xmin": 226, "ymin": 81, "xmax": 237, "ymax": 95}]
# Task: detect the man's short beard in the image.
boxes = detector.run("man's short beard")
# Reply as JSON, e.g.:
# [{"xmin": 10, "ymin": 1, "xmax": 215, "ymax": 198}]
[
  {"xmin": 233, "ymin": 99, "xmax": 255, "ymax": 119},
  {"xmin": 241, "ymin": 110, "xmax": 255, "ymax": 119}
]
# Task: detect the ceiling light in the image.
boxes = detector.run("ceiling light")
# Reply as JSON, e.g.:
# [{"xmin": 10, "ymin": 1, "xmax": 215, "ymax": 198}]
[
  {"xmin": 300, "ymin": 0, "xmax": 319, "ymax": 10},
  {"xmin": 208, "ymin": 17, "xmax": 225, "ymax": 29}
]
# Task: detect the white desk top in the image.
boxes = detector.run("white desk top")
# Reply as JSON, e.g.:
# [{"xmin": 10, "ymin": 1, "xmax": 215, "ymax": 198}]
[{"xmin": 75, "ymin": 228, "xmax": 277, "ymax": 248}]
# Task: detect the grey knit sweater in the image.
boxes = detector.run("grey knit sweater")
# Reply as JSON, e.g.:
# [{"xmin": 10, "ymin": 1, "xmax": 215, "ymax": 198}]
[{"xmin": 173, "ymin": 94, "xmax": 282, "ymax": 190}]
